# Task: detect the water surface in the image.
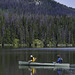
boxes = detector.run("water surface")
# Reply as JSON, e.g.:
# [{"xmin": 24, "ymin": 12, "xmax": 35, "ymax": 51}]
[{"xmin": 0, "ymin": 48, "xmax": 75, "ymax": 75}]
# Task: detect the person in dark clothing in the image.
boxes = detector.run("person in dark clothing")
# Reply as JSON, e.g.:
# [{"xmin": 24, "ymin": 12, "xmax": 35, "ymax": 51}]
[{"xmin": 28, "ymin": 55, "xmax": 36, "ymax": 62}]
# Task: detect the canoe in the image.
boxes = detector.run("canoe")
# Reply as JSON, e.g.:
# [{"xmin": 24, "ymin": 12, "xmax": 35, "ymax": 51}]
[
  {"xmin": 18, "ymin": 61, "xmax": 70, "ymax": 67},
  {"xmin": 19, "ymin": 65, "xmax": 70, "ymax": 69}
]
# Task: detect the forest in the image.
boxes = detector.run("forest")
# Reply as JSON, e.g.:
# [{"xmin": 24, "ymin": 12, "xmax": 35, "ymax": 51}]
[
  {"xmin": 0, "ymin": 0, "xmax": 75, "ymax": 48},
  {"xmin": 0, "ymin": 12, "xmax": 75, "ymax": 47}
]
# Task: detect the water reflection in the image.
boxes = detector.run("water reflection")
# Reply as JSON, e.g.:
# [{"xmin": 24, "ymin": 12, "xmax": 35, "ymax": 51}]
[
  {"xmin": 54, "ymin": 68, "xmax": 62, "ymax": 75},
  {"xmin": 28, "ymin": 68, "xmax": 36, "ymax": 75},
  {"xmin": 29, "ymin": 68, "xmax": 62, "ymax": 75},
  {"xmin": 19, "ymin": 65, "xmax": 69, "ymax": 75},
  {"xmin": 0, "ymin": 48, "xmax": 75, "ymax": 75}
]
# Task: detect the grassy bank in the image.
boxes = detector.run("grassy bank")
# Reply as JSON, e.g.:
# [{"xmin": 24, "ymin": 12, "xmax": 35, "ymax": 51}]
[{"xmin": 0, "ymin": 43, "xmax": 73, "ymax": 48}]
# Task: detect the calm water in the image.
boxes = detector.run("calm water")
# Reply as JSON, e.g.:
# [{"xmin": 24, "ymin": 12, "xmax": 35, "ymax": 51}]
[{"xmin": 0, "ymin": 48, "xmax": 75, "ymax": 75}]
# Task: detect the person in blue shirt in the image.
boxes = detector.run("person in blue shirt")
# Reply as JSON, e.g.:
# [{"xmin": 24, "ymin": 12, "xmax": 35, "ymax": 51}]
[{"xmin": 56, "ymin": 55, "xmax": 63, "ymax": 63}]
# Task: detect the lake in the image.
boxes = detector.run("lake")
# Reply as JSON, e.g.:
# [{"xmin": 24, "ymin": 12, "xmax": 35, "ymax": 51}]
[{"xmin": 0, "ymin": 47, "xmax": 75, "ymax": 75}]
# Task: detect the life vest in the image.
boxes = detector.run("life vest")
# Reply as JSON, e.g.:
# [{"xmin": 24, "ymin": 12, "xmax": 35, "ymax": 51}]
[
  {"xmin": 32, "ymin": 57, "xmax": 35, "ymax": 62},
  {"xmin": 61, "ymin": 58, "xmax": 63, "ymax": 62}
]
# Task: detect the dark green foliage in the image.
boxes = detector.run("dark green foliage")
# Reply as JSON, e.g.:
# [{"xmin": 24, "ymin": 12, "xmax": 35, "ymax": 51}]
[
  {"xmin": 0, "ymin": 0, "xmax": 75, "ymax": 47},
  {"xmin": 0, "ymin": 13, "xmax": 75, "ymax": 47}
]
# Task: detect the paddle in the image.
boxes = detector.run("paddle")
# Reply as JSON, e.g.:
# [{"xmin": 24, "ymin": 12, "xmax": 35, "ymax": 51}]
[{"xmin": 53, "ymin": 62, "xmax": 56, "ymax": 65}]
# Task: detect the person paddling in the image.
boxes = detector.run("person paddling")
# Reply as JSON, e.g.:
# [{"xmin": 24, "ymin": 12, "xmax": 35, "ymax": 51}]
[
  {"xmin": 56, "ymin": 55, "xmax": 63, "ymax": 63},
  {"xmin": 28, "ymin": 55, "xmax": 36, "ymax": 62}
]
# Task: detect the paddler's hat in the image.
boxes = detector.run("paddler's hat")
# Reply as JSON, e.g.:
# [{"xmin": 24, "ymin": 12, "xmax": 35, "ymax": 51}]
[
  {"xmin": 30, "ymin": 55, "xmax": 33, "ymax": 57},
  {"xmin": 57, "ymin": 55, "xmax": 61, "ymax": 57}
]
